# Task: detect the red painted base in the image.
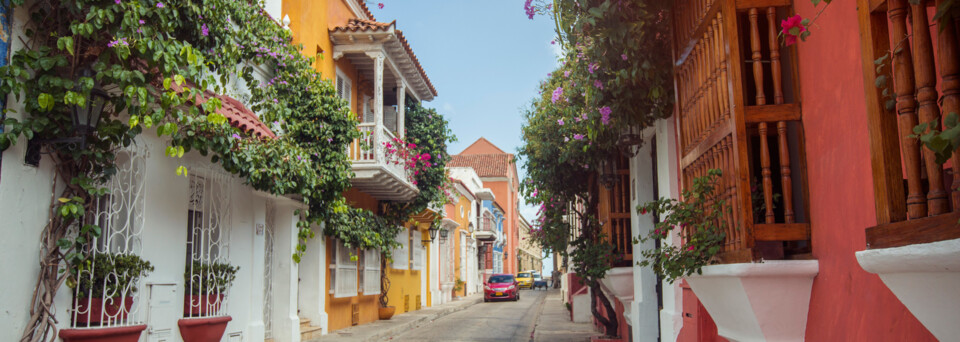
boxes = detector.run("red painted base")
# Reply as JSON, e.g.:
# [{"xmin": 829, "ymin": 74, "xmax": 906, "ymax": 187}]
[
  {"xmin": 178, "ymin": 316, "xmax": 232, "ymax": 342},
  {"xmin": 59, "ymin": 324, "xmax": 146, "ymax": 342}
]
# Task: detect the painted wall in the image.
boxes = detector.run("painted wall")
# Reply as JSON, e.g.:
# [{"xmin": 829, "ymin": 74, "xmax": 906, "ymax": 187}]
[
  {"xmin": 444, "ymin": 193, "xmax": 473, "ymax": 297},
  {"xmin": 460, "ymin": 141, "xmax": 520, "ymax": 276},
  {"xmin": 794, "ymin": 0, "xmax": 937, "ymax": 340},
  {"xmin": 384, "ymin": 222, "xmax": 424, "ymax": 316}
]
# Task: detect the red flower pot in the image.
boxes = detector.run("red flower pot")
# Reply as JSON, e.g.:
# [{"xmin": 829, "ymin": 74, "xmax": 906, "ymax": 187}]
[
  {"xmin": 183, "ymin": 294, "xmax": 225, "ymax": 316},
  {"xmin": 73, "ymin": 297, "xmax": 134, "ymax": 326},
  {"xmin": 178, "ymin": 316, "xmax": 232, "ymax": 342},
  {"xmin": 59, "ymin": 324, "xmax": 146, "ymax": 342}
]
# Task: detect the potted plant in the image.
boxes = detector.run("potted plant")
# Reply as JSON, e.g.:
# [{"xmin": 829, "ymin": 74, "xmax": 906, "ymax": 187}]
[
  {"xmin": 59, "ymin": 253, "xmax": 153, "ymax": 342},
  {"xmin": 453, "ymin": 278, "xmax": 465, "ymax": 297},
  {"xmin": 69, "ymin": 253, "xmax": 155, "ymax": 326},
  {"xmin": 378, "ymin": 257, "xmax": 396, "ymax": 320},
  {"xmin": 182, "ymin": 261, "xmax": 238, "ymax": 316}
]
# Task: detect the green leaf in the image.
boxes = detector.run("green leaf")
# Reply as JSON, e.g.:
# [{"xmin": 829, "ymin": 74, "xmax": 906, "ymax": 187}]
[
  {"xmin": 37, "ymin": 93, "xmax": 54, "ymax": 111},
  {"xmin": 57, "ymin": 36, "xmax": 75, "ymax": 56}
]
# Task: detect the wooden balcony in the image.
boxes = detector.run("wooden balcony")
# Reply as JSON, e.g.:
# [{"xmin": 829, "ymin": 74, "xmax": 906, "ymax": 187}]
[
  {"xmin": 348, "ymin": 123, "xmax": 418, "ymax": 201},
  {"xmin": 857, "ymin": 0, "xmax": 960, "ymax": 250},
  {"xmin": 673, "ymin": 0, "xmax": 811, "ymax": 264}
]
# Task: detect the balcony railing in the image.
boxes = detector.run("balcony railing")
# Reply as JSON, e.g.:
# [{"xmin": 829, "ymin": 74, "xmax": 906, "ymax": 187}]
[
  {"xmin": 347, "ymin": 123, "xmax": 416, "ymax": 200},
  {"xmin": 673, "ymin": 0, "xmax": 811, "ymax": 263},
  {"xmin": 858, "ymin": 0, "xmax": 960, "ymax": 249}
]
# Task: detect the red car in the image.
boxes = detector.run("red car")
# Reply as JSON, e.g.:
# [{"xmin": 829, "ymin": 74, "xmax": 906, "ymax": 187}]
[{"xmin": 483, "ymin": 274, "xmax": 519, "ymax": 302}]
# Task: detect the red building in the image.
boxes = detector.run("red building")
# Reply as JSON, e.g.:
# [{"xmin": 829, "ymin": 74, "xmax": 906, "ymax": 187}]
[{"xmin": 665, "ymin": 0, "xmax": 958, "ymax": 340}]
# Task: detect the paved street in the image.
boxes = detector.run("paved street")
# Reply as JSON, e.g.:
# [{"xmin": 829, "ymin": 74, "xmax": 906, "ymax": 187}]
[
  {"xmin": 393, "ymin": 289, "xmax": 546, "ymax": 341},
  {"xmin": 391, "ymin": 289, "xmax": 595, "ymax": 342}
]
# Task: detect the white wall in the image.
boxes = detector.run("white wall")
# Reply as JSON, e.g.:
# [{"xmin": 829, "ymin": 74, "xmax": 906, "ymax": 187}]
[
  {"xmin": 655, "ymin": 117, "xmax": 683, "ymax": 342},
  {"xmin": 630, "ymin": 129, "xmax": 661, "ymax": 342}
]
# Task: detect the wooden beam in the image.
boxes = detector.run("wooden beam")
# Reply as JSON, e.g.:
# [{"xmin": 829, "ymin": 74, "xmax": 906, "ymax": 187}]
[
  {"xmin": 866, "ymin": 212, "xmax": 960, "ymax": 249},
  {"xmin": 736, "ymin": 0, "xmax": 792, "ymax": 9},
  {"xmin": 754, "ymin": 223, "xmax": 810, "ymax": 241},
  {"xmin": 716, "ymin": 248, "xmax": 756, "ymax": 264},
  {"xmin": 744, "ymin": 103, "xmax": 802, "ymax": 123},
  {"xmin": 681, "ymin": 121, "xmax": 733, "ymax": 168}
]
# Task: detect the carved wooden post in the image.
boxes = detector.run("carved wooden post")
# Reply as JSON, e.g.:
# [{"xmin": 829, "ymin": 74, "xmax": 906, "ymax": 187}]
[
  {"xmin": 911, "ymin": 0, "xmax": 949, "ymax": 216},
  {"xmin": 939, "ymin": 0, "xmax": 960, "ymax": 209},
  {"xmin": 888, "ymin": 0, "xmax": 927, "ymax": 218}
]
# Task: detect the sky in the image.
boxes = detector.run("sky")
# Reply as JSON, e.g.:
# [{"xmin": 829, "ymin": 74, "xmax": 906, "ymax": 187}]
[{"xmin": 373, "ymin": 1, "xmax": 559, "ymax": 274}]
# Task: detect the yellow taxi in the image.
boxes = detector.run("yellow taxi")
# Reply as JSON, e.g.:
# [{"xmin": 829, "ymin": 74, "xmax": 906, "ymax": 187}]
[{"xmin": 516, "ymin": 270, "xmax": 536, "ymax": 289}]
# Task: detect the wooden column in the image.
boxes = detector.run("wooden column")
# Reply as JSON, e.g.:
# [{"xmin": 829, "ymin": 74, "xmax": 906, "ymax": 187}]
[
  {"xmin": 911, "ymin": 0, "xmax": 949, "ymax": 216},
  {"xmin": 937, "ymin": 0, "xmax": 960, "ymax": 210},
  {"xmin": 888, "ymin": 0, "xmax": 927, "ymax": 219},
  {"xmin": 768, "ymin": 7, "xmax": 794, "ymax": 223}
]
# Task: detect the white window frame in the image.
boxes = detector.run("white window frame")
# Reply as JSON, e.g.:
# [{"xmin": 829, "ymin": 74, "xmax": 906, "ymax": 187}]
[
  {"xmin": 412, "ymin": 230, "xmax": 424, "ymax": 271},
  {"xmin": 391, "ymin": 227, "xmax": 409, "ymax": 270},
  {"xmin": 335, "ymin": 67, "xmax": 353, "ymax": 110},
  {"xmin": 361, "ymin": 249, "xmax": 381, "ymax": 295},
  {"xmin": 330, "ymin": 240, "xmax": 358, "ymax": 298}
]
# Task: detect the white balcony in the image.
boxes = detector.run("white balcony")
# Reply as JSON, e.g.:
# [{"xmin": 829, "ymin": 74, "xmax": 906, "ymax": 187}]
[{"xmin": 348, "ymin": 123, "xmax": 417, "ymax": 201}]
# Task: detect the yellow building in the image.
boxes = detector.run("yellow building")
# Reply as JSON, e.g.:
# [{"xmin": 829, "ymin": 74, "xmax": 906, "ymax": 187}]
[
  {"xmin": 443, "ymin": 180, "xmax": 476, "ymax": 300},
  {"xmin": 518, "ymin": 216, "xmax": 543, "ymax": 274},
  {"xmin": 280, "ymin": 0, "xmax": 438, "ymax": 335}
]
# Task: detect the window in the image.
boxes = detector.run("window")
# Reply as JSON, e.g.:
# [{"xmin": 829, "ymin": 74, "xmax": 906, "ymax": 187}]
[
  {"xmin": 361, "ymin": 249, "xmax": 381, "ymax": 295},
  {"xmin": 184, "ymin": 171, "xmax": 232, "ymax": 318},
  {"xmin": 460, "ymin": 233, "xmax": 466, "ymax": 279},
  {"xmin": 335, "ymin": 68, "xmax": 352, "ymax": 110},
  {"xmin": 362, "ymin": 95, "xmax": 373, "ymax": 123},
  {"xmin": 330, "ymin": 240, "xmax": 358, "ymax": 298},
  {"xmin": 391, "ymin": 227, "xmax": 409, "ymax": 270},
  {"xmin": 460, "ymin": 206, "xmax": 464, "ymax": 218},
  {"xmin": 412, "ymin": 230, "xmax": 424, "ymax": 270}
]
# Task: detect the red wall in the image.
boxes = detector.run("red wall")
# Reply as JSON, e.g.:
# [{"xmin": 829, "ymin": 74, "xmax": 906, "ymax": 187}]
[{"xmin": 795, "ymin": 0, "xmax": 935, "ymax": 340}]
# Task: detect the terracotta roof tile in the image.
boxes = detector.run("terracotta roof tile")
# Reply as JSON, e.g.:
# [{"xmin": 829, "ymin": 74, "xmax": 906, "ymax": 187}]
[
  {"xmin": 448, "ymin": 154, "xmax": 513, "ymax": 178},
  {"xmin": 330, "ymin": 19, "xmax": 438, "ymax": 97},
  {"xmin": 216, "ymin": 95, "xmax": 276, "ymax": 139}
]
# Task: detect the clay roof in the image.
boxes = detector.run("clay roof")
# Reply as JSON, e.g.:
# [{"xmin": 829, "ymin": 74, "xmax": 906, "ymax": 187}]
[
  {"xmin": 459, "ymin": 137, "xmax": 507, "ymax": 155},
  {"xmin": 448, "ymin": 154, "xmax": 514, "ymax": 178},
  {"xmin": 330, "ymin": 19, "xmax": 438, "ymax": 97},
  {"xmin": 357, "ymin": 1, "xmax": 376, "ymax": 21},
  {"xmin": 217, "ymin": 95, "xmax": 276, "ymax": 139}
]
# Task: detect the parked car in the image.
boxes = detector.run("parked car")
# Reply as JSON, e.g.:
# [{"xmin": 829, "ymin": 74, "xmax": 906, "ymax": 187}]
[
  {"xmin": 532, "ymin": 273, "xmax": 548, "ymax": 290},
  {"xmin": 484, "ymin": 274, "xmax": 519, "ymax": 302},
  {"xmin": 516, "ymin": 271, "xmax": 534, "ymax": 289}
]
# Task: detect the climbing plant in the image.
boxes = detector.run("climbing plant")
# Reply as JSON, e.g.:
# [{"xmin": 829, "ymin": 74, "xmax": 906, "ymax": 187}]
[{"xmin": 519, "ymin": 0, "xmax": 674, "ymax": 337}]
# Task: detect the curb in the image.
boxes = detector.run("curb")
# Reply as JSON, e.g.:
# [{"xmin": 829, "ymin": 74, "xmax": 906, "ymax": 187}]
[{"xmin": 365, "ymin": 296, "xmax": 483, "ymax": 342}]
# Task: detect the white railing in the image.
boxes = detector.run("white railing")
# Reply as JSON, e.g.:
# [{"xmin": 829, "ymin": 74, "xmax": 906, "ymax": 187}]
[
  {"xmin": 70, "ymin": 144, "xmax": 149, "ymax": 329},
  {"xmin": 348, "ymin": 123, "xmax": 409, "ymax": 183}
]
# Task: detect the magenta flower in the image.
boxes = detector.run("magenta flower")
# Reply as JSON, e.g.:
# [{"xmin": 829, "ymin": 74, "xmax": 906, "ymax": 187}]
[
  {"xmin": 599, "ymin": 106, "xmax": 611, "ymax": 125},
  {"xmin": 564, "ymin": 137, "xmax": 570, "ymax": 142},
  {"xmin": 573, "ymin": 134, "xmax": 584, "ymax": 140},
  {"xmin": 551, "ymin": 86, "xmax": 563, "ymax": 104},
  {"xmin": 593, "ymin": 80, "xmax": 603, "ymax": 89},
  {"xmin": 781, "ymin": 15, "xmax": 806, "ymax": 46},
  {"xmin": 139, "ymin": 20, "xmax": 145, "ymax": 24},
  {"xmin": 232, "ymin": 133, "xmax": 242, "ymax": 140},
  {"xmin": 156, "ymin": 2, "xmax": 164, "ymax": 8},
  {"xmin": 114, "ymin": 0, "xmax": 120, "ymax": 4},
  {"xmin": 201, "ymin": 23, "xmax": 209, "ymax": 36},
  {"xmin": 378, "ymin": 2, "xmax": 384, "ymax": 9},
  {"xmin": 550, "ymin": 40, "xmax": 555, "ymax": 45},
  {"xmin": 557, "ymin": 118, "xmax": 564, "ymax": 126},
  {"xmin": 687, "ymin": 245, "xmax": 695, "ymax": 251},
  {"xmin": 621, "ymin": 54, "xmax": 628, "ymax": 61},
  {"xmin": 588, "ymin": 62, "xmax": 599, "ymax": 74},
  {"xmin": 327, "ymin": 138, "xmax": 334, "ymax": 143},
  {"xmin": 524, "ymin": 0, "xmax": 536, "ymax": 19},
  {"xmin": 563, "ymin": 70, "xmax": 570, "ymax": 77}
]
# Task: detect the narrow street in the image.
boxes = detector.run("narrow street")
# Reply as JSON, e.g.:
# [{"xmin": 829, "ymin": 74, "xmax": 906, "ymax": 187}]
[{"xmin": 392, "ymin": 289, "xmax": 546, "ymax": 342}]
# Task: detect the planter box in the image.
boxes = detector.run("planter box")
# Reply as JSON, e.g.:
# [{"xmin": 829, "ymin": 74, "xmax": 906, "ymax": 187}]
[
  {"xmin": 59, "ymin": 324, "xmax": 146, "ymax": 342},
  {"xmin": 73, "ymin": 297, "xmax": 134, "ymax": 326},
  {"xmin": 183, "ymin": 294, "xmax": 224, "ymax": 316},
  {"xmin": 685, "ymin": 260, "xmax": 818, "ymax": 342},
  {"xmin": 378, "ymin": 306, "xmax": 396, "ymax": 320},
  {"xmin": 178, "ymin": 316, "xmax": 232, "ymax": 342}
]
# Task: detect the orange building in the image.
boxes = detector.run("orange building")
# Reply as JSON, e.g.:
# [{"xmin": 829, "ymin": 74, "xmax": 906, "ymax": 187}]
[
  {"xmin": 449, "ymin": 138, "xmax": 521, "ymax": 276},
  {"xmin": 279, "ymin": 0, "xmax": 438, "ymax": 337}
]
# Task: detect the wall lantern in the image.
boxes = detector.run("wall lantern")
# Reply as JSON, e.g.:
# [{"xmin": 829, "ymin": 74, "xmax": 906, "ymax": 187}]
[
  {"xmin": 439, "ymin": 228, "xmax": 449, "ymax": 239},
  {"xmin": 428, "ymin": 225, "xmax": 439, "ymax": 242},
  {"xmin": 41, "ymin": 67, "xmax": 108, "ymax": 149}
]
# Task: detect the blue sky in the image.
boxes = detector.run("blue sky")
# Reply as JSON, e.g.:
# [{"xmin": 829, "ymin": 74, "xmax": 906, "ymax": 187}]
[{"xmin": 374, "ymin": 1, "xmax": 558, "ymax": 274}]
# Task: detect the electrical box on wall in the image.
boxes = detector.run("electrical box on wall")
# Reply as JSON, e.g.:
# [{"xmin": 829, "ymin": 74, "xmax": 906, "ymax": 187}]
[{"xmin": 146, "ymin": 283, "xmax": 178, "ymax": 342}]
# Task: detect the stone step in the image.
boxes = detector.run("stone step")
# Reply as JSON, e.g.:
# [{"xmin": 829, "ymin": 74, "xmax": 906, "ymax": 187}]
[
  {"xmin": 301, "ymin": 325, "xmax": 323, "ymax": 341},
  {"xmin": 299, "ymin": 317, "xmax": 310, "ymax": 329}
]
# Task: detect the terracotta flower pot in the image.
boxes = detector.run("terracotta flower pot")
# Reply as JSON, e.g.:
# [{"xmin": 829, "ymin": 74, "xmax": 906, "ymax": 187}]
[
  {"xmin": 378, "ymin": 306, "xmax": 396, "ymax": 320},
  {"xmin": 183, "ymin": 294, "xmax": 225, "ymax": 316},
  {"xmin": 73, "ymin": 297, "xmax": 134, "ymax": 326},
  {"xmin": 178, "ymin": 316, "xmax": 232, "ymax": 342},
  {"xmin": 59, "ymin": 324, "xmax": 146, "ymax": 342}
]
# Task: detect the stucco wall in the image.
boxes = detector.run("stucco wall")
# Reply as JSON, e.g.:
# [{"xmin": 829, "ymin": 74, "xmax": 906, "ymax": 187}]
[{"xmin": 794, "ymin": 0, "xmax": 936, "ymax": 339}]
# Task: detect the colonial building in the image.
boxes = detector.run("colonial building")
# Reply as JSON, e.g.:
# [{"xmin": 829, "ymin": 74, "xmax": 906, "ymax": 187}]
[
  {"xmin": 449, "ymin": 138, "xmax": 522, "ymax": 276},
  {"xmin": 517, "ymin": 216, "xmax": 542, "ymax": 274}
]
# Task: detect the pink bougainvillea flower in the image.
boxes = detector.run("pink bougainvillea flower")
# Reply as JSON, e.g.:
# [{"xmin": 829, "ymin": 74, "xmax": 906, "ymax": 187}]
[
  {"xmin": 687, "ymin": 245, "xmax": 695, "ymax": 251},
  {"xmin": 640, "ymin": 207, "xmax": 647, "ymax": 215},
  {"xmin": 114, "ymin": 0, "xmax": 120, "ymax": 4},
  {"xmin": 551, "ymin": 40, "xmax": 556, "ymax": 45},
  {"xmin": 557, "ymin": 118, "xmax": 564, "ymax": 126},
  {"xmin": 524, "ymin": 0, "xmax": 536, "ymax": 19},
  {"xmin": 552, "ymin": 86, "xmax": 563, "ymax": 104},
  {"xmin": 156, "ymin": 2, "xmax": 164, "ymax": 8},
  {"xmin": 563, "ymin": 70, "xmax": 570, "ymax": 77},
  {"xmin": 139, "ymin": 20, "xmax": 145, "ymax": 24},
  {"xmin": 588, "ymin": 62, "xmax": 599, "ymax": 74},
  {"xmin": 594, "ymin": 80, "xmax": 603, "ymax": 89},
  {"xmin": 378, "ymin": 2, "xmax": 384, "ymax": 9},
  {"xmin": 621, "ymin": 54, "xmax": 628, "ymax": 61},
  {"xmin": 201, "ymin": 23, "xmax": 209, "ymax": 36},
  {"xmin": 564, "ymin": 137, "xmax": 570, "ymax": 142},
  {"xmin": 781, "ymin": 15, "xmax": 806, "ymax": 46},
  {"xmin": 599, "ymin": 106, "xmax": 612, "ymax": 125},
  {"xmin": 573, "ymin": 134, "xmax": 584, "ymax": 140}
]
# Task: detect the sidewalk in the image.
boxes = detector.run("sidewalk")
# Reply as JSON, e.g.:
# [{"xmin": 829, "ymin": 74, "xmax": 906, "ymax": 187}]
[
  {"xmin": 533, "ymin": 290, "xmax": 598, "ymax": 342},
  {"xmin": 307, "ymin": 294, "xmax": 483, "ymax": 342}
]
